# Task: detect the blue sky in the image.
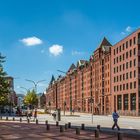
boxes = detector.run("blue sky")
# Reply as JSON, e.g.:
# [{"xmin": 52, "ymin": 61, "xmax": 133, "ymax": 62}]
[{"xmin": 0, "ymin": 0, "xmax": 140, "ymax": 94}]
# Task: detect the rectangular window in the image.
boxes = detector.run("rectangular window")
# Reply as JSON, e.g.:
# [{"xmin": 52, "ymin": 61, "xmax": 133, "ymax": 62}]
[
  {"xmin": 134, "ymin": 59, "xmax": 136, "ymax": 67},
  {"xmin": 134, "ymin": 81, "xmax": 136, "ymax": 88},
  {"xmin": 117, "ymin": 57, "xmax": 118, "ymax": 63},
  {"xmin": 117, "ymin": 76, "xmax": 118, "ymax": 82},
  {"xmin": 126, "ymin": 41, "xmax": 128, "ymax": 48},
  {"xmin": 123, "ymin": 74, "xmax": 125, "ymax": 80},
  {"xmin": 120, "ymin": 55, "xmax": 121, "ymax": 62},
  {"xmin": 130, "ymin": 71, "xmax": 132, "ymax": 78},
  {"xmin": 114, "ymin": 58, "xmax": 115, "ymax": 64},
  {"xmin": 134, "ymin": 70, "xmax": 136, "ymax": 78},
  {"xmin": 130, "ymin": 50, "xmax": 132, "ymax": 57},
  {"xmin": 131, "ymin": 93, "xmax": 136, "ymax": 110},
  {"xmin": 123, "ymin": 64, "xmax": 125, "ymax": 70},
  {"xmin": 123, "ymin": 84, "xmax": 125, "ymax": 90},
  {"xmin": 120, "ymin": 65, "xmax": 122, "ymax": 71},
  {"xmin": 124, "ymin": 94, "xmax": 128, "ymax": 110},
  {"xmin": 114, "ymin": 49, "xmax": 115, "ymax": 55},
  {"xmin": 117, "ymin": 95, "xmax": 122, "ymax": 110},
  {"xmin": 114, "ymin": 67, "xmax": 115, "ymax": 73},
  {"xmin": 114, "ymin": 86, "xmax": 116, "ymax": 92},
  {"xmin": 119, "ymin": 45, "xmax": 121, "ymax": 52},
  {"xmin": 133, "ymin": 37, "xmax": 136, "ymax": 45},
  {"xmin": 126, "ymin": 62, "xmax": 128, "ymax": 69},
  {"xmin": 117, "ymin": 47, "xmax": 118, "ymax": 54},
  {"xmin": 120, "ymin": 75, "xmax": 122, "ymax": 81},
  {"xmin": 126, "ymin": 52, "xmax": 128, "ymax": 59},
  {"xmin": 134, "ymin": 48, "xmax": 136, "ymax": 55},
  {"xmin": 123, "ymin": 53, "xmax": 125, "ymax": 60},
  {"xmin": 120, "ymin": 85, "xmax": 122, "ymax": 91},
  {"xmin": 130, "ymin": 61, "xmax": 132, "ymax": 68},
  {"xmin": 126, "ymin": 73, "xmax": 128, "ymax": 79},
  {"xmin": 123, "ymin": 43, "xmax": 125, "ymax": 50},
  {"xmin": 130, "ymin": 39, "xmax": 132, "ymax": 47},
  {"xmin": 126, "ymin": 83, "xmax": 129, "ymax": 89},
  {"xmin": 117, "ymin": 66, "xmax": 118, "ymax": 72},
  {"xmin": 130, "ymin": 82, "xmax": 132, "ymax": 89}
]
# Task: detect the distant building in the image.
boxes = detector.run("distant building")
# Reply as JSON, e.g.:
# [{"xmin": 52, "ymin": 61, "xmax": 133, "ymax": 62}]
[
  {"xmin": 38, "ymin": 93, "xmax": 46, "ymax": 108},
  {"xmin": 46, "ymin": 28, "xmax": 140, "ymax": 116},
  {"xmin": 5, "ymin": 76, "xmax": 17, "ymax": 106},
  {"xmin": 17, "ymin": 94, "xmax": 24, "ymax": 107}
]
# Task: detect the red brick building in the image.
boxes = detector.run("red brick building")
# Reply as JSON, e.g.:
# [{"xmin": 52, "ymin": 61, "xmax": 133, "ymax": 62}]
[{"xmin": 46, "ymin": 29, "xmax": 140, "ymax": 116}]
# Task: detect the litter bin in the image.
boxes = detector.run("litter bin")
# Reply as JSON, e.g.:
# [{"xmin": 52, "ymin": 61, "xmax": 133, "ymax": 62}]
[{"xmin": 56, "ymin": 108, "xmax": 61, "ymax": 121}]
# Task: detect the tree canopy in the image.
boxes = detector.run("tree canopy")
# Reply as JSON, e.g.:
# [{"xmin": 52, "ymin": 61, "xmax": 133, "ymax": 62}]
[
  {"xmin": 0, "ymin": 53, "xmax": 9, "ymax": 106},
  {"xmin": 24, "ymin": 89, "xmax": 38, "ymax": 107}
]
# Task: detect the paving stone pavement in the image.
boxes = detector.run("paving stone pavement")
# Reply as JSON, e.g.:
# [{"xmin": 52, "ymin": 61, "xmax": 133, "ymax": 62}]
[{"xmin": 0, "ymin": 121, "xmax": 139, "ymax": 140}]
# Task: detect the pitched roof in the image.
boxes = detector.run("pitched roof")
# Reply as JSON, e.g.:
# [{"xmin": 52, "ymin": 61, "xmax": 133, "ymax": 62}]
[
  {"xmin": 68, "ymin": 63, "xmax": 76, "ymax": 72},
  {"xmin": 99, "ymin": 37, "xmax": 112, "ymax": 48},
  {"xmin": 49, "ymin": 75, "xmax": 55, "ymax": 85},
  {"xmin": 77, "ymin": 60, "xmax": 87, "ymax": 67}
]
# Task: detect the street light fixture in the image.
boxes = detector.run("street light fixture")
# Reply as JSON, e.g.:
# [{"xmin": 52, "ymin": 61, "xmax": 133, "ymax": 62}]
[
  {"xmin": 88, "ymin": 97, "xmax": 94, "ymax": 124},
  {"xmin": 20, "ymin": 86, "xmax": 33, "ymax": 92},
  {"xmin": 25, "ymin": 79, "xmax": 46, "ymax": 93}
]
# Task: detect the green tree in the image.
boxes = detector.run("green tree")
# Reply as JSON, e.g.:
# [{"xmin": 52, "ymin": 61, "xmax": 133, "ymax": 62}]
[
  {"xmin": 0, "ymin": 53, "xmax": 9, "ymax": 106},
  {"xmin": 24, "ymin": 89, "xmax": 38, "ymax": 107}
]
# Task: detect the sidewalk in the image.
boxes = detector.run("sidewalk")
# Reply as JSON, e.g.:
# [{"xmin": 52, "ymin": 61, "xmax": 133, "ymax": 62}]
[{"xmin": 0, "ymin": 121, "xmax": 139, "ymax": 140}]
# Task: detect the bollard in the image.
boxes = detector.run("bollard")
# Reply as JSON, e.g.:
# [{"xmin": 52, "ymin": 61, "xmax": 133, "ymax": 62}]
[
  {"xmin": 36, "ymin": 119, "xmax": 38, "ymax": 124},
  {"xmin": 97, "ymin": 125, "xmax": 101, "ymax": 131},
  {"xmin": 68, "ymin": 122, "xmax": 71, "ymax": 128},
  {"xmin": 60, "ymin": 125, "xmax": 64, "ymax": 132},
  {"xmin": 56, "ymin": 121, "xmax": 59, "ymax": 126},
  {"xmin": 76, "ymin": 128, "xmax": 80, "ymax": 135},
  {"xmin": 0, "ymin": 116, "xmax": 2, "ymax": 120},
  {"xmin": 65, "ymin": 124, "xmax": 68, "ymax": 130},
  {"xmin": 13, "ymin": 117, "xmax": 15, "ymax": 121},
  {"xmin": 81, "ymin": 123, "xmax": 85, "ymax": 130},
  {"xmin": 45, "ymin": 120, "xmax": 48, "ymax": 125},
  {"xmin": 118, "ymin": 132, "xmax": 123, "ymax": 140},
  {"xmin": 27, "ymin": 119, "xmax": 30, "ymax": 123},
  {"xmin": 6, "ymin": 116, "xmax": 8, "ymax": 121},
  {"xmin": 95, "ymin": 129, "xmax": 99, "ymax": 138},
  {"xmin": 46, "ymin": 124, "xmax": 50, "ymax": 130},
  {"xmin": 20, "ymin": 117, "xmax": 22, "ymax": 122}
]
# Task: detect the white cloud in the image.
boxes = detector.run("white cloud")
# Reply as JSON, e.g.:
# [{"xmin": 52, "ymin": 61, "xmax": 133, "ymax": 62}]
[
  {"xmin": 72, "ymin": 50, "xmax": 85, "ymax": 55},
  {"xmin": 121, "ymin": 32, "xmax": 126, "ymax": 35},
  {"xmin": 49, "ymin": 44, "xmax": 63, "ymax": 56},
  {"xmin": 125, "ymin": 26, "xmax": 132, "ymax": 32},
  {"xmin": 20, "ymin": 36, "xmax": 43, "ymax": 46}
]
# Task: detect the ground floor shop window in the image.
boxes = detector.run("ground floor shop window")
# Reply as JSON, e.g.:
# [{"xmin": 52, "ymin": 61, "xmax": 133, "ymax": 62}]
[
  {"xmin": 123, "ymin": 94, "xmax": 128, "ymax": 110},
  {"xmin": 131, "ymin": 93, "xmax": 136, "ymax": 110},
  {"xmin": 117, "ymin": 95, "xmax": 122, "ymax": 110}
]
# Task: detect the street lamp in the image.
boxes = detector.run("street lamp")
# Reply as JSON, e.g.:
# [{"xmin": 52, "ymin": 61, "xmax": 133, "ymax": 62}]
[
  {"xmin": 25, "ymin": 79, "xmax": 46, "ymax": 93},
  {"xmin": 88, "ymin": 97, "xmax": 94, "ymax": 124},
  {"xmin": 20, "ymin": 86, "xmax": 33, "ymax": 93},
  {"xmin": 64, "ymin": 101, "xmax": 66, "ymax": 115}
]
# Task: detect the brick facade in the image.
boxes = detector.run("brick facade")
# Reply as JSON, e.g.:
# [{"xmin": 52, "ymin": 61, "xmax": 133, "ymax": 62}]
[{"xmin": 46, "ymin": 29, "xmax": 140, "ymax": 116}]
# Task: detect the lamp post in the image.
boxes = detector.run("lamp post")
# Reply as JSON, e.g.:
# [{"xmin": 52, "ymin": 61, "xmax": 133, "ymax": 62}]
[
  {"xmin": 64, "ymin": 101, "xmax": 66, "ymax": 115},
  {"xmin": 19, "ymin": 86, "xmax": 33, "ymax": 93},
  {"xmin": 89, "ymin": 97, "xmax": 94, "ymax": 124}
]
